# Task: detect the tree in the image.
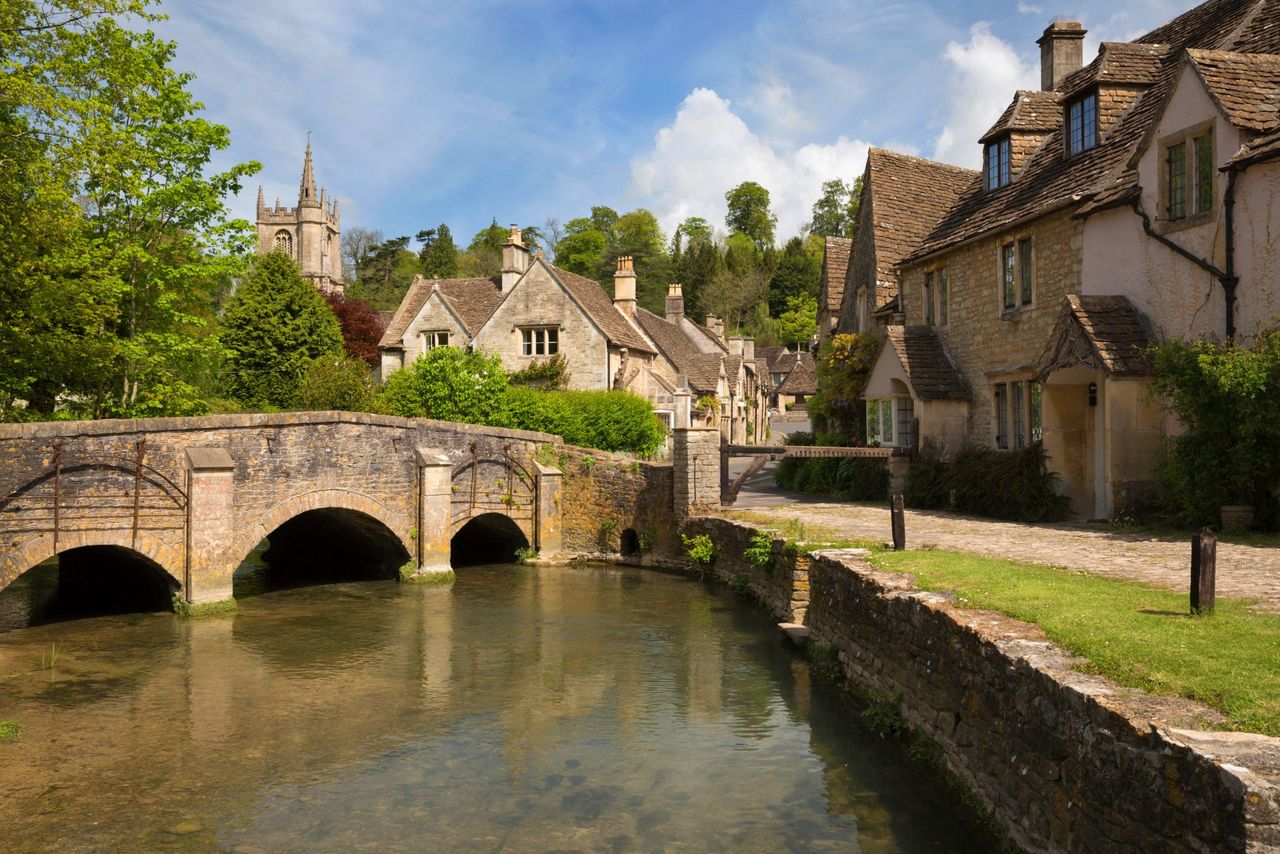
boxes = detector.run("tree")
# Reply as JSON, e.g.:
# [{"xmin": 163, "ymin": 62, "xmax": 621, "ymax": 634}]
[
  {"xmin": 341, "ymin": 226, "xmax": 383, "ymax": 281},
  {"xmin": 221, "ymin": 252, "xmax": 343, "ymax": 409},
  {"xmin": 417, "ymin": 223, "xmax": 459, "ymax": 278},
  {"xmin": 590, "ymin": 206, "xmax": 619, "ymax": 234},
  {"xmin": 724, "ymin": 181, "xmax": 777, "ymax": 249},
  {"xmin": 0, "ymin": 0, "xmax": 259, "ymax": 419},
  {"xmin": 350, "ymin": 235, "xmax": 419, "ymax": 310},
  {"xmin": 809, "ymin": 332, "xmax": 880, "ymax": 436},
  {"xmin": 324, "ymin": 292, "xmax": 384, "ymax": 367},
  {"xmin": 377, "ymin": 346, "xmax": 508, "ymax": 422},
  {"xmin": 456, "ymin": 218, "xmax": 508, "ymax": 278},
  {"xmin": 299, "ymin": 355, "xmax": 376, "ymax": 412},
  {"xmin": 768, "ymin": 236, "xmax": 822, "ymax": 314},
  {"xmin": 554, "ymin": 218, "xmax": 608, "ymax": 277},
  {"xmin": 775, "ymin": 296, "xmax": 818, "ymax": 347},
  {"xmin": 808, "ymin": 176, "xmax": 863, "ymax": 239},
  {"xmin": 600, "ymin": 209, "xmax": 670, "ymax": 312},
  {"xmin": 672, "ymin": 217, "xmax": 719, "ymax": 322},
  {"xmin": 702, "ymin": 266, "xmax": 768, "ymax": 332}
]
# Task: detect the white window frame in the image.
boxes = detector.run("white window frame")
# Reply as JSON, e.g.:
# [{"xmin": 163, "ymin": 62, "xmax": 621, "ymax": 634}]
[
  {"xmin": 521, "ymin": 326, "xmax": 559, "ymax": 356},
  {"xmin": 419, "ymin": 330, "xmax": 450, "ymax": 353}
]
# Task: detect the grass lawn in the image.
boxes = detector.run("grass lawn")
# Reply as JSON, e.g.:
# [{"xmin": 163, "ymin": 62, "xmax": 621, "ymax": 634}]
[
  {"xmin": 718, "ymin": 510, "xmax": 885, "ymax": 552},
  {"xmin": 870, "ymin": 549, "xmax": 1280, "ymax": 737}
]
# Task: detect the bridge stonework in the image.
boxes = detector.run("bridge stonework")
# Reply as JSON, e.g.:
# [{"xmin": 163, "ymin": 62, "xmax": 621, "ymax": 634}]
[{"xmin": 0, "ymin": 413, "xmax": 575, "ymax": 605}]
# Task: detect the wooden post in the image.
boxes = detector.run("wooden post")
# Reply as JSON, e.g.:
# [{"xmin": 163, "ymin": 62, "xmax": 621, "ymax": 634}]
[
  {"xmin": 891, "ymin": 494, "xmax": 906, "ymax": 551},
  {"xmin": 1191, "ymin": 527, "xmax": 1217, "ymax": 615}
]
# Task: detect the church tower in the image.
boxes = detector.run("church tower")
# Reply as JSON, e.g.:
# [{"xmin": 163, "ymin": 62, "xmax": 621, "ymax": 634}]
[{"xmin": 256, "ymin": 141, "xmax": 344, "ymax": 294}]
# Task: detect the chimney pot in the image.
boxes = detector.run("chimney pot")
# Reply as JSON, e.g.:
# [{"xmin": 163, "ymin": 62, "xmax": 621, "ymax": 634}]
[
  {"xmin": 1037, "ymin": 20, "xmax": 1086, "ymax": 91},
  {"xmin": 665, "ymin": 282, "xmax": 685, "ymax": 322},
  {"xmin": 613, "ymin": 254, "xmax": 637, "ymax": 317}
]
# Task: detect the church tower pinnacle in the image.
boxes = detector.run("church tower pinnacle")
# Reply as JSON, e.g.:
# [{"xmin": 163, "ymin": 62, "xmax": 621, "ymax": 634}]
[
  {"xmin": 255, "ymin": 138, "xmax": 344, "ymax": 294},
  {"xmin": 299, "ymin": 139, "xmax": 319, "ymax": 208}
]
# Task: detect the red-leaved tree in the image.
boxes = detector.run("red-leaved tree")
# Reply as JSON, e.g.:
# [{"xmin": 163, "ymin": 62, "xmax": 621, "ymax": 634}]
[{"xmin": 324, "ymin": 292, "xmax": 385, "ymax": 367}]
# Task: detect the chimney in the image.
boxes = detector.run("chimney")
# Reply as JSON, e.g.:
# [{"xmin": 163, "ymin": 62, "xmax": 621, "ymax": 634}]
[
  {"xmin": 501, "ymin": 224, "xmax": 529, "ymax": 291},
  {"xmin": 742, "ymin": 337, "xmax": 755, "ymax": 363},
  {"xmin": 727, "ymin": 335, "xmax": 744, "ymax": 357},
  {"xmin": 706, "ymin": 314, "xmax": 724, "ymax": 342},
  {"xmin": 1037, "ymin": 21, "xmax": 1086, "ymax": 91},
  {"xmin": 665, "ymin": 282, "xmax": 685, "ymax": 322},
  {"xmin": 613, "ymin": 255, "xmax": 637, "ymax": 317}
]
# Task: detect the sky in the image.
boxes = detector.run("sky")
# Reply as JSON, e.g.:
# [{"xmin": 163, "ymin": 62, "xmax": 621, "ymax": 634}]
[{"xmin": 156, "ymin": 0, "xmax": 1196, "ymax": 246}]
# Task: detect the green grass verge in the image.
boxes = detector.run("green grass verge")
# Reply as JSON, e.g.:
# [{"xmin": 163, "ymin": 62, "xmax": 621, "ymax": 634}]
[
  {"xmin": 0, "ymin": 720, "xmax": 19, "ymax": 742},
  {"xmin": 172, "ymin": 596, "xmax": 238, "ymax": 618},
  {"xmin": 719, "ymin": 511, "xmax": 884, "ymax": 552},
  {"xmin": 871, "ymin": 550, "xmax": 1280, "ymax": 736}
]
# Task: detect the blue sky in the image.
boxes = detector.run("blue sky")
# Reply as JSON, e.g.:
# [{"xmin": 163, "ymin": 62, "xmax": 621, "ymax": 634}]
[{"xmin": 157, "ymin": 0, "xmax": 1194, "ymax": 246}]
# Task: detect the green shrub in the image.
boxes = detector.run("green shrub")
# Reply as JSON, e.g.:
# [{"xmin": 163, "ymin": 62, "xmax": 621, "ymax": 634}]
[
  {"xmin": 501, "ymin": 387, "xmax": 666, "ymax": 456},
  {"xmin": 743, "ymin": 529, "xmax": 774, "ymax": 571},
  {"xmin": 682, "ymin": 533, "xmax": 716, "ymax": 565},
  {"xmin": 299, "ymin": 356, "xmax": 377, "ymax": 412},
  {"xmin": 784, "ymin": 430, "xmax": 815, "ymax": 446},
  {"xmin": 775, "ymin": 456, "xmax": 888, "ymax": 502},
  {"xmin": 904, "ymin": 443, "xmax": 1066, "ymax": 522},
  {"xmin": 836, "ymin": 457, "xmax": 889, "ymax": 501},
  {"xmin": 509, "ymin": 353, "xmax": 570, "ymax": 389},
  {"xmin": 377, "ymin": 346, "xmax": 508, "ymax": 422}
]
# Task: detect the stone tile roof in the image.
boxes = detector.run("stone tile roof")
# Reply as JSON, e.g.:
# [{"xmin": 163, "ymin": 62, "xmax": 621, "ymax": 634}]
[
  {"xmin": 633, "ymin": 308, "xmax": 719, "ymax": 393},
  {"xmin": 1187, "ymin": 49, "xmax": 1280, "ymax": 131},
  {"xmin": 379, "ymin": 275, "xmax": 502, "ymax": 348},
  {"xmin": 980, "ymin": 90, "xmax": 1062, "ymax": 143},
  {"xmin": 884, "ymin": 326, "xmax": 970, "ymax": 401},
  {"xmin": 1037, "ymin": 295, "xmax": 1152, "ymax": 377},
  {"xmin": 1231, "ymin": 125, "xmax": 1280, "ymax": 165},
  {"xmin": 1058, "ymin": 42, "xmax": 1169, "ymax": 100},
  {"xmin": 777, "ymin": 358, "xmax": 817, "ymax": 396},
  {"xmin": 855, "ymin": 149, "xmax": 977, "ymax": 298},
  {"xmin": 820, "ymin": 236, "xmax": 852, "ymax": 312},
  {"xmin": 546, "ymin": 265, "xmax": 655, "ymax": 354},
  {"xmin": 756, "ymin": 345, "xmax": 786, "ymax": 373},
  {"xmin": 904, "ymin": 0, "xmax": 1277, "ymax": 265}
]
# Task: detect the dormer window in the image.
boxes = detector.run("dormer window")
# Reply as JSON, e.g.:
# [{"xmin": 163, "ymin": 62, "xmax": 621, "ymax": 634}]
[
  {"xmin": 984, "ymin": 137, "xmax": 1011, "ymax": 190},
  {"xmin": 1066, "ymin": 92, "xmax": 1098, "ymax": 156}
]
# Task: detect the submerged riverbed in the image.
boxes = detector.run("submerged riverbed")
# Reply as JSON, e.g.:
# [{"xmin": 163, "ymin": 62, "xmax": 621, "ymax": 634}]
[{"xmin": 0, "ymin": 563, "xmax": 997, "ymax": 851}]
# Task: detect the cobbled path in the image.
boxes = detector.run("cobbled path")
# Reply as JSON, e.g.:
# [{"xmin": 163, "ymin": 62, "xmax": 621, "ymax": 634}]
[{"xmin": 721, "ymin": 502, "xmax": 1280, "ymax": 612}]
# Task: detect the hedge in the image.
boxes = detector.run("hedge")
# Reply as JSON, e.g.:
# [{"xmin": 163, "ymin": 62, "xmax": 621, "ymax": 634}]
[
  {"xmin": 775, "ymin": 456, "xmax": 889, "ymax": 502},
  {"xmin": 499, "ymin": 387, "xmax": 666, "ymax": 456},
  {"xmin": 904, "ymin": 443, "xmax": 1068, "ymax": 523}
]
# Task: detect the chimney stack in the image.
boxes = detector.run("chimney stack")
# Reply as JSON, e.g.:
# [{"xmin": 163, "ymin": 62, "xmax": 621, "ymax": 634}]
[
  {"xmin": 1037, "ymin": 21, "xmax": 1086, "ymax": 91},
  {"xmin": 742, "ymin": 337, "xmax": 755, "ymax": 363},
  {"xmin": 665, "ymin": 282, "xmax": 685, "ymax": 322},
  {"xmin": 501, "ymin": 224, "xmax": 529, "ymax": 291},
  {"xmin": 613, "ymin": 256, "xmax": 637, "ymax": 317},
  {"xmin": 727, "ymin": 336, "xmax": 744, "ymax": 358},
  {"xmin": 706, "ymin": 314, "xmax": 724, "ymax": 342}
]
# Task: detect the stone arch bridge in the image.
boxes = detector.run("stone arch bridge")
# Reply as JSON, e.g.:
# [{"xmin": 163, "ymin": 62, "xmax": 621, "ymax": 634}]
[{"xmin": 0, "ymin": 413, "xmax": 567, "ymax": 606}]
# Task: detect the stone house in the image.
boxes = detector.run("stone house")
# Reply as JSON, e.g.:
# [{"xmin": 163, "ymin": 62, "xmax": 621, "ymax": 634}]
[
  {"xmin": 816, "ymin": 236, "xmax": 851, "ymax": 345},
  {"xmin": 255, "ymin": 142, "xmax": 344, "ymax": 294},
  {"xmin": 759, "ymin": 347, "xmax": 816, "ymax": 413},
  {"xmin": 379, "ymin": 229, "xmax": 770, "ymax": 443},
  {"xmin": 858, "ymin": 0, "xmax": 1280, "ymax": 518}
]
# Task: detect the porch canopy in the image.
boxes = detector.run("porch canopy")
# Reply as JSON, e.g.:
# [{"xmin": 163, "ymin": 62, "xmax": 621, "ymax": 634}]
[
  {"xmin": 1035, "ymin": 295, "xmax": 1152, "ymax": 380},
  {"xmin": 865, "ymin": 325, "xmax": 970, "ymax": 402}
]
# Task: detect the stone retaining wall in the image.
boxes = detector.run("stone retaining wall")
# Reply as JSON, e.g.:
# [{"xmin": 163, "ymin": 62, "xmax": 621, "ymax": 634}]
[
  {"xmin": 680, "ymin": 517, "xmax": 808, "ymax": 623},
  {"xmin": 553, "ymin": 446, "xmax": 676, "ymax": 558},
  {"xmin": 685, "ymin": 517, "xmax": 1280, "ymax": 852}
]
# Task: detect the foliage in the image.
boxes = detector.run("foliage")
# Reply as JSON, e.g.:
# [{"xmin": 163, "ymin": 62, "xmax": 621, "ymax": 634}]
[
  {"xmin": 324, "ymin": 291, "xmax": 383, "ymax": 367},
  {"xmin": 340, "ymin": 226, "xmax": 382, "ymax": 281},
  {"xmin": 597, "ymin": 208, "xmax": 670, "ymax": 312},
  {"xmin": 508, "ymin": 353, "xmax": 570, "ymax": 389},
  {"xmin": 514, "ymin": 546, "xmax": 539, "ymax": 564},
  {"xmin": 861, "ymin": 690, "xmax": 906, "ymax": 739},
  {"xmin": 348, "ymin": 235, "xmax": 420, "ymax": 310},
  {"xmin": 0, "ymin": 720, "xmax": 19, "ymax": 742},
  {"xmin": 702, "ymin": 265, "xmax": 768, "ymax": 332},
  {"xmin": 1150, "ymin": 334, "xmax": 1280, "ymax": 530},
  {"xmin": 768, "ymin": 237, "xmax": 821, "ymax": 314},
  {"xmin": 416, "ymin": 223, "xmax": 459, "ymax": 278},
  {"xmin": 724, "ymin": 181, "xmax": 777, "ymax": 249},
  {"xmin": 221, "ymin": 252, "xmax": 343, "ymax": 409},
  {"xmin": 500, "ymin": 387, "xmax": 667, "ymax": 456},
  {"xmin": 775, "ymin": 456, "xmax": 889, "ymax": 502},
  {"xmin": 682, "ymin": 533, "xmax": 716, "ymax": 565},
  {"xmin": 809, "ymin": 332, "xmax": 880, "ymax": 436},
  {"xmin": 873, "ymin": 548, "xmax": 1280, "ymax": 737},
  {"xmin": 0, "ymin": 1, "xmax": 259, "ymax": 420},
  {"xmin": 172, "ymin": 595, "xmax": 237, "ymax": 618},
  {"xmin": 298, "ymin": 355, "xmax": 376, "ymax": 412},
  {"xmin": 729, "ymin": 572, "xmax": 751, "ymax": 595},
  {"xmin": 743, "ymin": 529, "xmax": 775, "ymax": 571},
  {"xmin": 553, "ymin": 217, "xmax": 609, "ymax": 276},
  {"xmin": 377, "ymin": 346, "xmax": 508, "ymax": 423},
  {"xmin": 808, "ymin": 176, "xmax": 863, "ymax": 239},
  {"xmin": 774, "ymin": 296, "xmax": 818, "ymax": 347},
  {"xmin": 903, "ymin": 444, "xmax": 1069, "ymax": 522}
]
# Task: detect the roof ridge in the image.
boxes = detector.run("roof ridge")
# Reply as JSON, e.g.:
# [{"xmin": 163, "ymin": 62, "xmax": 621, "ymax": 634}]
[{"xmin": 870, "ymin": 146, "xmax": 980, "ymax": 175}]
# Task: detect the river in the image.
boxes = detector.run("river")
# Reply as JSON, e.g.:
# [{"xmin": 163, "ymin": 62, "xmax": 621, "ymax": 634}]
[{"xmin": 0, "ymin": 562, "xmax": 998, "ymax": 852}]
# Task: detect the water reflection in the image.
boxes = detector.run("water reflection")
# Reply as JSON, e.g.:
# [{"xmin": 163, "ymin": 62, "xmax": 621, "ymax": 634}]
[{"xmin": 0, "ymin": 564, "xmax": 997, "ymax": 852}]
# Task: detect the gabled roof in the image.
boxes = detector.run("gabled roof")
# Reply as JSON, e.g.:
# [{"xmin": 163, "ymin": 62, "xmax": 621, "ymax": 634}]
[
  {"xmin": 884, "ymin": 326, "xmax": 969, "ymax": 401},
  {"xmin": 1037, "ymin": 295, "xmax": 1152, "ymax": 378},
  {"xmin": 777, "ymin": 358, "xmax": 817, "ymax": 396},
  {"xmin": 904, "ymin": 0, "xmax": 1278, "ymax": 265},
  {"xmin": 856, "ymin": 149, "xmax": 977, "ymax": 286},
  {"xmin": 1187, "ymin": 49, "xmax": 1280, "ymax": 131},
  {"xmin": 756, "ymin": 345, "xmax": 786, "ymax": 372},
  {"xmin": 633, "ymin": 308, "xmax": 719, "ymax": 393},
  {"xmin": 980, "ymin": 90, "xmax": 1062, "ymax": 143},
  {"xmin": 819, "ymin": 236, "xmax": 852, "ymax": 312},
  {"xmin": 546, "ymin": 265, "xmax": 655, "ymax": 354},
  {"xmin": 1230, "ymin": 124, "xmax": 1280, "ymax": 165},
  {"xmin": 379, "ymin": 274, "xmax": 502, "ymax": 348}
]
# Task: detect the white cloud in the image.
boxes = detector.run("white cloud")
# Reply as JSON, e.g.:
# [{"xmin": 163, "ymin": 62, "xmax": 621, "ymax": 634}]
[
  {"xmin": 1016, "ymin": 2, "xmax": 1043, "ymax": 14},
  {"xmin": 630, "ymin": 88, "xmax": 870, "ymax": 240},
  {"xmin": 931, "ymin": 23, "xmax": 1038, "ymax": 168}
]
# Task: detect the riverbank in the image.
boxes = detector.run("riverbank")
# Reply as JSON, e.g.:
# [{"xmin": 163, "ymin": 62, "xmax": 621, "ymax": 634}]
[{"xmin": 676, "ymin": 516, "xmax": 1280, "ymax": 852}]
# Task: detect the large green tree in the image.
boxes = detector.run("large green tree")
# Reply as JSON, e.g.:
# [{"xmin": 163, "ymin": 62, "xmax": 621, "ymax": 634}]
[
  {"xmin": 416, "ymin": 223, "xmax": 459, "ymax": 279},
  {"xmin": 808, "ymin": 176, "xmax": 863, "ymax": 238},
  {"xmin": 598, "ymin": 208, "xmax": 669, "ymax": 313},
  {"xmin": 0, "ymin": 0, "xmax": 259, "ymax": 419},
  {"xmin": 553, "ymin": 218, "xmax": 608, "ymax": 277},
  {"xmin": 724, "ymin": 181, "xmax": 777, "ymax": 249},
  {"xmin": 767, "ymin": 236, "xmax": 821, "ymax": 314},
  {"xmin": 221, "ymin": 252, "xmax": 343, "ymax": 409},
  {"xmin": 350, "ymin": 235, "xmax": 420, "ymax": 310}
]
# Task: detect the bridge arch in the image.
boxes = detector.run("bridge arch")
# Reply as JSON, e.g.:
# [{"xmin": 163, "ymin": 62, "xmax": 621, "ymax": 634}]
[
  {"xmin": 0, "ymin": 530, "xmax": 184, "ymax": 596},
  {"xmin": 451, "ymin": 512, "xmax": 530, "ymax": 567}
]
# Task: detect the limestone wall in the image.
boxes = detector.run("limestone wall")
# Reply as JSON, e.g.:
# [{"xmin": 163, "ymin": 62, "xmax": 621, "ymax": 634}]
[
  {"xmin": 553, "ymin": 446, "xmax": 675, "ymax": 557},
  {"xmin": 680, "ymin": 517, "xmax": 809, "ymax": 623}
]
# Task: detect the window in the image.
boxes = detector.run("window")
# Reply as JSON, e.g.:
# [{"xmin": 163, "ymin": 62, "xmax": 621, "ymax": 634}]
[
  {"xmin": 1164, "ymin": 128, "xmax": 1215, "ymax": 222},
  {"xmin": 1066, "ymin": 93, "xmax": 1098, "ymax": 156},
  {"xmin": 994, "ymin": 383, "xmax": 1009, "ymax": 449},
  {"xmin": 994, "ymin": 379, "xmax": 1041, "ymax": 449},
  {"xmin": 985, "ymin": 137, "xmax": 1011, "ymax": 190},
  {"xmin": 521, "ymin": 327, "xmax": 558, "ymax": 356},
  {"xmin": 274, "ymin": 230, "xmax": 292, "ymax": 255},
  {"xmin": 1167, "ymin": 141, "xmax": 1187, "ymax": 220},
  {"xmin": 938, "ymin": 269, "xmax": 949, "ymax": 326},
  {"xmin": 1001, "ymin": 239, "xmax": 1033, "ymax": 312},
  {"xmin": 866, "ymin": 399, "xmax": 895, "ymax": 446},
  {"xmin": 895, "ymin": 397, "xmax": 915, "ymax": 448},
  {"xmin": 1194, "ymin": 133, "xmax": 1214, "ymax": 215},
  {"xmin": 420, "ymin": 330, "xmax": 449, "ymax": 352},
  {"xmin": 924, "ymin": 272, "xmax": 935, "ymax": 326}
]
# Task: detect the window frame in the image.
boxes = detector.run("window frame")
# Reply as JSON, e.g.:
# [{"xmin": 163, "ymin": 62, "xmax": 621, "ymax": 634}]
[
  {"xmin": 924, "ymin": 271, "xmax": 935, "ymax": 326},
  {"xmin": 520, "ymin": 326, "xmax": 560, "ymax": 357},
  {"xmin": 937, "ymin": 268, "xmax": 949, "ymax": 326},
  {"xmin": 419, "ymin": 330, "xmax": 450, "ymax": 353},
  {"xmin": 985, "ymin": 137, "xmax": 1011, "ymax": 191},
  {"xmin": 1066, "ymin": 91, "xmax": 1098, "ymax": 157},
  {"xmin": 999, "ymin": 237, "xmax": 1034, "ymax": 314},
  {"xmin": 992, "ymin": 378, "xmax": 1042, "ymax": 450},
  {"xmin": 274, "ymin": 229, "xmax": 293, "ymax": 256},
  {"xmin": 1159, "ymin": 122, "xmax": 1215, "ymax": 228}
]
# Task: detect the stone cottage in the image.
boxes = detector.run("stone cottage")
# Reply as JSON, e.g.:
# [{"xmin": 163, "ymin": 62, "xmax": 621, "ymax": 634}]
[
  {"xmin": 256, "ymin": 142, "xmax": 344, "ymax": 294},
  {"xmin": 379, "ymin": 229, "xmax": 769, "ymax": 443},
  {"xmin": 854, "ymin": 0, "xmax": 1280, "ymax": 519}
]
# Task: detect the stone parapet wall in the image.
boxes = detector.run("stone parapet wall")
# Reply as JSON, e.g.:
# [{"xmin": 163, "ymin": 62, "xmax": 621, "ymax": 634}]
[
  {"xmin": 680, "ymin": 517, "xmax": 808, "ymax": 623},
  {"xmin": 552, "ymin": 445, "xmax": 675, "ymax": 557},
  {"xmin": 672, "ymin": 428, "xmax": 720, "ymax": 516},
  {"xmin": 806, "ymin": 550, "xmax": 1280, "ymax": 853}
]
